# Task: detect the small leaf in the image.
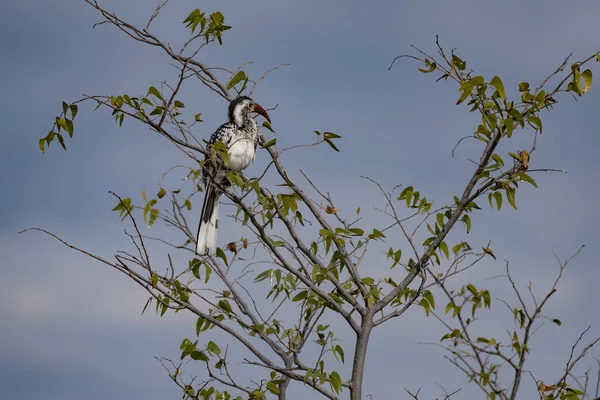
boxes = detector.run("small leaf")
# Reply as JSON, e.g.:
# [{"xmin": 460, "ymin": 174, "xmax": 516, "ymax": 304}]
[
  {"xmin": 226, "ymin": 71, "xmax": 247, "ymax": 90},
  {"xmin": 423, "ymin": 290, "xmax": 435, "ymax": 309},
  {"xmin": 582, "ymin": 69, "xmax": 593, "ymax": 93},
  {"xmin": 334, "ymin": 345, "xmax": 345, "ymax": 363},
  {"xmin": 482, "ymin": 247, "xmax": 496, "ymax": 259},
  {"xmin": 147, "ymin": 85, "xmax": 163, "ymax": 100},
  {"xmin": 325, "ymin": 205, "xmax": 339, "ymax": 214},
  {"xmin": 226, "ymin": 242, "xmax": 237, "ymax": 254},
  {"xmin": 56, "ymin": 117, "xmax": 68, "ymax": 131},
  {"xmin": 493, "ymin": 191, "xmax": 503, "ymax": 210},
  {"xmin": 292, "ymin": 290, "xmax": 308, "ymax": 302},
  {"xmin": 69, "ymin": 104, "xmax": 78, "ymax": 119},
  {"xmin": 519, "ymin": 149, "xmax": 530, "ymax": 169},
  {"xmin": 261, "ymin": 138, "xmax": 277, "ymax": 148},
  {"xmin": 194, "ymin": 113, "xmax": 203, "ymax": 122},
  {"xmin": 329, "ymin": 371, "xmax": 342, "ymax": 394},
  {"xmin": 419, "ymin": 298, "xmax": 431, "ymax": 316},
  {"xmin": 157, "ymin": 188, "xmax": 167, "ymax": 199},
  {"xmin": 451, "ymin": 53, "xmax": 466, "ymax": 71},
  {"xmin": 518, "ymin": 82, "xmax": 530, "ymax": 92},
  {"xmin": 262, "ymin": 120, "xmax": 275, "ymax": 133},
  {"xmin": 457, "ymin": 83, "xmax": 474, "ymax": 105},
  {"xmin": 462, "ymin": 214, "xmax": 471, "ymax": 233},
  {"xmin": 418, "ymin": 59, "xmax": 436, "ymax": 73},
  {"xmin": 552, "ymin": 318, "xmax": 562, "ymax": 326},
  {"xmin": 439, "ymin": 242, "xmax": 449, "ymax": 259},
  {"xmin": 324, "ymin": 138, "xmax": 340, "ymax": 152},
  {"xmin": 207, "ymin": 341, "xmax": 222, "ymax": 355},
  {"xmin": 518, "ymin": 172, "xmax": 538, "ymax": 188},
  {"xmin": 190, "ymin": 350, "xmax": 209, "ymax": 361},
  {"xmin": 215, "ymin": 247, "xmax": 228, "ymax": 266},
  {"xmin": 490, "ymin": 76, "xmax": 506, "ymax": 102}
]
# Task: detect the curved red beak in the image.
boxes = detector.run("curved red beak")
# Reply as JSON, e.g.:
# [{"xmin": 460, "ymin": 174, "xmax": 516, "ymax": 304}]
[{"xmin": 251, "ymin": 103, "xmax": 271, "ymax": 124}]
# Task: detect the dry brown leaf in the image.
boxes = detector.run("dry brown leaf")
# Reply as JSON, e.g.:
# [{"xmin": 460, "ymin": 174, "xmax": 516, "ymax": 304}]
[
  {"xmin": 482, "ymin": 247, "xmax": 496, "ymax": 259},
  {"xmin": 325, "ymin": 205, "xmax": 339, "ymax": 214},
  {"xmin": 538, "ymin": 381, "xmax": 557, "ymax": 392},
  {"xmin": 226, "ymin": 242, "xmax": 237, "ymax": 254},
  {"xmin": 519, "ymin": 149, "xmax": 530, "ymax": 169}
]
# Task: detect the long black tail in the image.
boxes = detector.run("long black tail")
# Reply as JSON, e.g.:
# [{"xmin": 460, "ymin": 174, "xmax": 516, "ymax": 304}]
[{"xmin": 196, "ymin": 184, "xmax": 220, "ymax": 255}]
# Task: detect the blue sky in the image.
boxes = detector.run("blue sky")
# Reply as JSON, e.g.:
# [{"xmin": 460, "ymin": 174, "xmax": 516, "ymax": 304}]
[{"xmin": 2, "ymin": 1, "xmax": 600, "ymax": 399}]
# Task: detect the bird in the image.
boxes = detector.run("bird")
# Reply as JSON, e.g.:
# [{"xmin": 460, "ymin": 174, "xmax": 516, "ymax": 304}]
[{"xmin": 196, "ymin": 96, "xmax": 271, "ymax": 255}]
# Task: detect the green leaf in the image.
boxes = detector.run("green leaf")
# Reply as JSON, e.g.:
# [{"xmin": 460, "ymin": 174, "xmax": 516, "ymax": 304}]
[
  {"xmin": 552, "ymin": 318, "xmax": 562, "ymax": 326},
  {"xmin": 262, "ymin": 120, "xmax": 275, "ymax": 133},
  {"xmin": 226, "ymin": 71, "xmax": 247, "ymax": 90},
  {"xmin": 254, "ymin": 269, "xmax": 272, "ymax": 282},
  {"xmin": 582, "ymin": 69, "xmax": 593, "ymax": 93},
  {"xmin": 504, "ymin": 117, "xmax": 514, "ymax": 137},
  {"xmin": 462, "ymin": 214, "xmax": 471, "ymax": 233},
  {"xmin": 518, "ymin": 172, "xmax": 538, "ymax": 188},
  {"xmin": 490, "ymin": 76, "xmax": 506, "ymax": 102},
  {"xmin": 215, "ymin": 247, "xmax": 229, "ymax": 266},
  {"xmin": 439, "ymin": 241, "xmax": 449, "ymax": 259},
  {"xmin": 452, "ymin": 242, "xmax": 465, "ymax": 254},
  {"xmin": 141, "ymin": 297, "xmax": 152, "ymax": 315},
  {"xmin": 292, "ymin": 290, "xmax": 308, "ymax": 302},
  {"xmin": 436, "ymin": 213, "xmax": 445, "ymax": 227},
  {"xmin": 190, "ymin": 258, "xmax": 202, "ymax": 279},
  {"xmin": 518, "ymin": 82, "xmax": 530, "ymax": 92},
  {"xmin": 334, "ymin": 345, "xmax": 345, "ymax": 363},
  {"xmin": 418, "ymin": 59, "xmax": 437, "ymax": 73},
  {"xmin": 190, "ymin": 350, "xmax": 209, "ymax": 361},
  {"xmin": 528, "ymin": 115, "xmax": 542, "ymax": 133},
  {"xmin": 147, "ymin": 85, "xmax": 162, "ymax": 100},
  {"xmin": 56, "ymin": 117, "xmax": 68, "ymax": 131},
  {"xmin": 457, "ymin": 83, "xmax": 474, "ymax": 105},
  {"xmin": 329, "ymin": 371, "xmax": 342, "ymax": 394},
  {"xmin": 266, "ymin": 381, "xmax": 280, "ymax": 395},
  {"xmin": 451, "ymin": 53, "xmax": 466, "ymax": 71},
  {"xmin": 493, "ymin": 191, "xmax": 503, "ymax": 210},
  {"xmin": 56, "ymin": 133, "xmax": 66, "ymax": 150},
  {"xmin": 471, "ymin": 76, "xmax": 485, "ymax": 85},
  {"xmin": 444, "ymin": 302, "xmax": 454, "ymax": 316},
  {"xmin": 419, "ymin": 298, "xmax": 431, "ymax": 316},
  {"xmin": 207, "ymin": 341, "xmax": 222, "ymax": 355},
  {"xmin": 423, "ymin": 290, "xmax": 435, "ymax": 309},
  {"xmin": 261, "ymin": 138, "xmax": 277, "ymax": 148},
  {"xmin": 157, "ymin": 188, "xmax": 167, "ymax": 199},
  {"xmin": 492, "ymin": 153, "xmax": 504, "ymax": 167},
  {"xmin": 218, "ymin": 299, "xmax": 233, "ymax": 313},
  {"xmin": 368, "ymin": 229, "xmax": 385, "ymax": 240},
  {"xmin": 174, "ymin": 100, "xmax": 185, "ymax": 108},
  {"xmin": 506, "ymin": 187, "xmax": 517, "ymax": 210},
  {"xmin": 194, "ymin": 113, "xmax": 203, "ymax": 122},
  {"xmin": 148, "ymin": 208, "xmax": 159, "ymax": 226},
  {"xmin": 204, "ymin": 262, "xmax": 211, "ymax": 283},
  {"xmin": 39, "ymin": 138, "xmax": 45, "ymax": 153},
  {"xmin": 324, "ymin": 138, "xmax": 340, "ymax": 152},
  {"xmin": 69, "ymin": 104, "xmax": 78, "ymax": 119},
  {"xmin": 568, "ymin": 81, "xmax": 582, "ymax": 96}
]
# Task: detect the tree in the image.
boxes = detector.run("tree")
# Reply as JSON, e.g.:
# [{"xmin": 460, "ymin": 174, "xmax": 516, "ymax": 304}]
[{"xmin": 24, "ymin": 1, "xmax": 600, "ymax": 399}]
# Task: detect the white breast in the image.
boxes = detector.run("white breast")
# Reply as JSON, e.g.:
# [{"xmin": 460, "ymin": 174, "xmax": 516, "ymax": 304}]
[{"xmin": 227, "ymin": 137, "xmax": 256, "ymax": 172}]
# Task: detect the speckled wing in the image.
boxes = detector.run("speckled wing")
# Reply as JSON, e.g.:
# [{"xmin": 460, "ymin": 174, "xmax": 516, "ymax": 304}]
[
  {"xmin": 208, "ymin": 122, "xmax": 237, "ymax": 147},
  {"xmin": 203, "ymin": 121, "xmax": 237, "ymax": 188}
]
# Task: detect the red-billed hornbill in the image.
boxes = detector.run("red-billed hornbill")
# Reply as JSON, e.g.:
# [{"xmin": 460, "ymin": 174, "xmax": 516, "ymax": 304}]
[{"xmin": 196, "ymin": 96, "xmax": 271, "ymax": 255}]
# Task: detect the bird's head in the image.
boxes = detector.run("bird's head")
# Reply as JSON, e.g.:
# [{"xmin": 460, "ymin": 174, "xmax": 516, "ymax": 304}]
[{"xmin": 228, "ymin": 96, "xmax": 271, "ymax": 128}]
